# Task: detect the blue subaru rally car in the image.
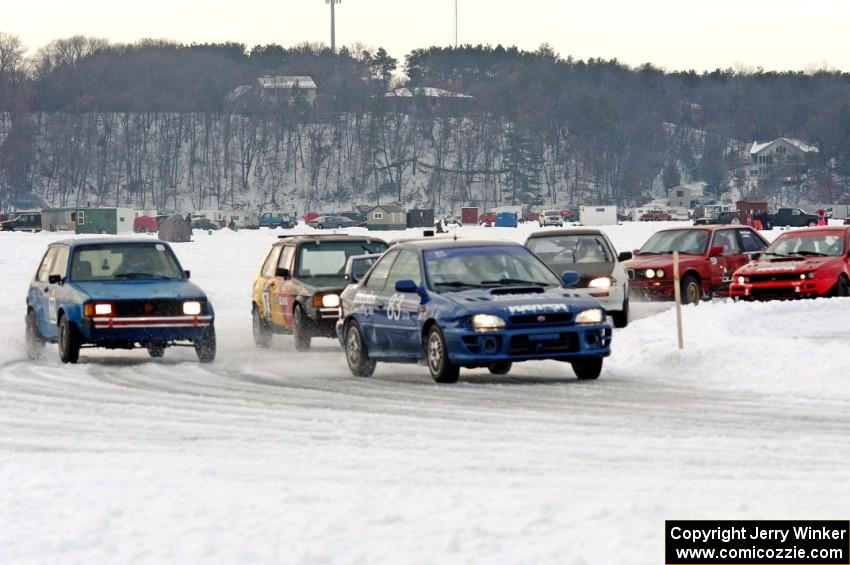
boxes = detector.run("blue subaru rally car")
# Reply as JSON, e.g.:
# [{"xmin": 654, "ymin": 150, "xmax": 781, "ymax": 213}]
[
  {"xmin": 336, "ymin": 239, "xmax": 612, "ymax": 383},
  {"xmin": 25, "ymin": 239, "xmax": 216, "ymax": 363}
]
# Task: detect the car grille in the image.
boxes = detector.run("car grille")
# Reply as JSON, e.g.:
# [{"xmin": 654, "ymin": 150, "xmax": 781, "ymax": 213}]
[
  {"xmin": 748, "ymin": 273, "xmax": 804, "ymax": 283},
  {"xmin": 508, "ymin": 333, "xmax": 579, "ymax": 355},
  {"xmin": 112, "ymin": 299, "xmax": 204, "ymax": 317},
  {"xmin": 509, "ymin": 313, "xmax": 573, "ymax": 326},
  {"xmin": 750, "ymin": 287, "xmax": 800, "ymax": 300}
]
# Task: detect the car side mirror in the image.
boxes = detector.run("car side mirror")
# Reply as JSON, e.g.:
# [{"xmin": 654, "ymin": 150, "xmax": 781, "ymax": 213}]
[
  {"xmin": 561, "ymin": 271, "xmax": 580, "ymax": 288},
  {"xmin": 48, "ymin": 274, "xmax": 63, "ymax": 285},
  {"xmin": 395, "ymin": 279, "xmax": 418, "ymax": 293},
  {"xmin": 275, "ymin": 267, "xmax": 291, "ymax": 279},
  {"xmin": 618, "ymin": 251, "xmax": 633, "ymax": 262},
  {"xmin": 632, "ymin": 248, "xmax": 640, "ymax": 257},
  {"xmin": 184, "ymin": 270, "xmax": 191, "ymax": 279},
  {"xmin": 709, "ymin": 245, "xmax": 724, "ymax": 257}
]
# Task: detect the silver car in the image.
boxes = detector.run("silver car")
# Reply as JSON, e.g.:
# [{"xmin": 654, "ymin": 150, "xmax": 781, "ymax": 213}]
[{"xmin": 525, "ymin": 228, "xmax": 632, "ymax": 327}]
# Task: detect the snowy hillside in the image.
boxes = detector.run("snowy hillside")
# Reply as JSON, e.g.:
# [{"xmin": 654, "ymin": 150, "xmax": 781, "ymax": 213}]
[{"xmin": 1, "ymin": 223, "xmax": 849, "ymax": 564}]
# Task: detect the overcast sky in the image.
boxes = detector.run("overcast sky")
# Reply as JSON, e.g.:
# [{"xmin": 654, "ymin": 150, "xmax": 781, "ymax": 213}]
[{"xmin": 5, "ymin": 0, "xmax": 849, "ymax": 72}]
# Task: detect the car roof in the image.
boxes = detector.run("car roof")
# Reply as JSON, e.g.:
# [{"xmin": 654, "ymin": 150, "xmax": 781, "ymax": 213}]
[
  {"xmin": 774, "ymin": 225, "xmax": 850, "ymax": 235},
  {"xmin": 392, "ymin": 238, "xmax": 523, "ymax": 251},
  {"xmin": 274, "ymin": 234, "xmax": 385, "ymax": 246},
  {"xmin": 661, "ymin": 225, "xmax": 745, "ymax": 232},
  {"xmin": 526, "ymin": 228, "xmax": 604, "ymax": 238},
  {"xmin": 53, "ymin": 238, "xmax": 172, "ymax": 248}
]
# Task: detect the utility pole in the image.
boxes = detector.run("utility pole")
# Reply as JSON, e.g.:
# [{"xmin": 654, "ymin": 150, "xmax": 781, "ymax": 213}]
[
  {"xmin": 453, "ymin": 0, "xmax": 458, "ymax": 47},
  {"xmin": 327, "ymin": 0, "xmax": 342, "ymax": 52}
]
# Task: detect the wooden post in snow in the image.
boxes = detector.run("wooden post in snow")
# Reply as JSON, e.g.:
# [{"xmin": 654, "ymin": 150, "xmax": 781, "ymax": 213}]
[{"xmin": 672, "ymin": 251, "xmax": 684, "ymax": 350}]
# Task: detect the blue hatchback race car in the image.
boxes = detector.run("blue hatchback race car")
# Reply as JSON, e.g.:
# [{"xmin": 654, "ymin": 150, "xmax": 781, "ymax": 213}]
[
  {"xmin": 337, "ymin": 239, "xmax": 612, "ymax": 383},
  {"xmin": 25, "ymin": 239, "xmax": 216, "ymax": 363}
]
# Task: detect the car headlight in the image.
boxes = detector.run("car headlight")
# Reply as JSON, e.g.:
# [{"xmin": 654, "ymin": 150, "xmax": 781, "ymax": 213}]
[
  {"xmin": 183, "ymin": 301, "xmax": 202, "ymax": 315},
  {"xmin": 322, "ymin": 294, "xmax": 341, "ymax": 308},
  {"xmin": 655, "ymin": 269, "xmax": 665, "ymax": 278},
  {"xmin": 470, "ymin": 314, "xmax": 506, "ymax": 331},
  {"xmin": 737, "ymin": 276, "xmax": 748, "ymax": 285},
  {"xmin": 800, "ymin": 272, "xmax": 815, "ymax": 280},
  {"xmin": 645, "ymin": 268, "xmax": 655, "ymax": 279},
  {"xmin": 84, "ymin": 303, "xmax": 113, "ymax": 317},
  {"xmin": 588, "ymin": 277, "xmax": 612, "ymax": 289},
  {"xmin": 575, "ymin": 308, "xmax": 604, "ymax": 324}
]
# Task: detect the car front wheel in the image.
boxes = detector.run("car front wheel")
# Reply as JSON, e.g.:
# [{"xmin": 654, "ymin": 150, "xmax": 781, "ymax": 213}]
[
  {"xmin": 426, "ymin": 326, "xmax": 459, "ymax": 383},
  {"xmin": 194, "ymin": 324, "xmax": 216, "ymax": 363},
  {"xmin": 488, "ymin": 362, "xmax": 512, "ymax": 375},
  {"xmin": 58, "ymin": 315, "xmax": 81, "ymax": 364},
  {"xmin": 345, "ymin": 321, "xmax": 376, "ymax": 377},
  {"xmin": 293, "ymin": 305, "xmax": 312, "ymax": 351},
  {"xmin": 680, "ymin": 275, "xmax": 701, "ymax": 305},
  {"xmin": 571, "ymin": 357, "xmax": 603, "ymax": 380},
  {"xmin": 611, "ymin": 297, "xmax": 629, "ymax": 328},
  {"xmin": 252, "ymin": 307, "xmax": 272, "ymax": 348},
  {"xmin": 25, "ymin": 310, "xmax": 45, "ymax": 360},
  {"xmin": 147, "ymin": 343, "xmax": 166, "ymax": 358}
]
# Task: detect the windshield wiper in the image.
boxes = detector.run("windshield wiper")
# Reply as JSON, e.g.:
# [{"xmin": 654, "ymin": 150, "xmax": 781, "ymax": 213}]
[
  {"xmin": 433, "ymin": 281, "xmax": 482, "ymax": 290},
  {"xmin": 794, "ymin": 251, "xmax": 828, "ymax": 257},
  {"xmin": 762, "ymin": 251, "xmax": 788, "ymax": 257},
  {"xmin": 113, "ymin": 272, "xmax": 173, "ymax": 280},
  {"xmin": 480, "ymin": 278, "xmax": 549, "ymax": 286}
]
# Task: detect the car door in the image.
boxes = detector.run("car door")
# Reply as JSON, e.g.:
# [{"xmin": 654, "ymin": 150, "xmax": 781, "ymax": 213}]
[
  {"xmin": 708, "ymin": 229, "xmax": 741, "ymax": 290},
  {"xmin": 30, "ymin": 247, "xmax": 59, "ymax": 338},
  {"xmin": 737, "ymin": 228, "xmax": 768, "ymax": 265},
  {"xmin": 382, "ymin": 250, "xmax": 424, "ymax": 356},
  {"xmin": 359, "ymin": 249, "xmax": 400, "ymax": 353},
  {"xmin": 48, "ymin": 246, "xmax": 71, "ymax": 338},
  {"xmin": 257, "ymin": 246, "xmax": 281, "ymax": 324},
  {"xmin": 271, "ymin": 245, "xmax": 296, "ymax": 329}
]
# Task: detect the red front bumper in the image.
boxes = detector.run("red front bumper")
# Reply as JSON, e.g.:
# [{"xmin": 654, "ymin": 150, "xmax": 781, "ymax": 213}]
[
  {"xmin": 729, "ymin": 279, "xmax": 826, "ymax": 300},
  {"xmin": 629, "ymin": 278, "xmax": 676, "ymax": 300}
]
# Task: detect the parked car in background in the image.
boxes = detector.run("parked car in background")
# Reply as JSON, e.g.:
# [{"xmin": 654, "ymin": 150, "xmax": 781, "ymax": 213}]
[
  {"xmin": 767, "ymin": 207, "xmax": 818, "ymax": 228},
  {"xmin": 539, "ymin": 210, "xmax": 564, "ymax": 227},
  {"xmin": 191, "ymin": 218, "xmax": 220, "ymax": 231},
  {"xmin": 258, "ymin": 211, "xmax": 297, "ymax": 229},
  {"xmin": 251, "ymin": 234, "xmax": 388, "ymax": 351},
  {"xmin": 526, "ymin": 229, "xmax": 632, "ymax": 327},
  {"xmin": 626, "ymin": 226, "xmax": 768, "ymax": 304},
  {"xmin": 336, "ymin": 240, "xmax": 612, "ymax": 382},
  {"xmin": 729, "ymin": 226, "xmax": 850, "ymax": 300},
  {"xmin": 479, "ymin": 213, "xmax": 496, "ymax": 226},
  {"xmin": 640, "ymin": 211, "xmax": 672, "ymax": 221},
  {"xmin": 309, "ymin": 215, "xmax": 357, "ymax": 229},
  {"xmin": 0, "ymin": 211, "xmax": 42, "ymax": 232},
  {"xmin": 133, "ymin": 215, "xmax": 158, "ymax": 233},
  {"xmin": 338, "ymin": 210, "xmax": 367, "ymax": 225},
  {"xmin": 25, "ymin": 239, "xmax": 216, "ymax": 363},
  {"xmin": 693, "ymin": 211, "xmax": 740, "ymax": 226}
]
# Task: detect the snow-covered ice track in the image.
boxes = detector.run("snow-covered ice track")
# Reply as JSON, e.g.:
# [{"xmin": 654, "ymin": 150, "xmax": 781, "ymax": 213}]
[{"xmin": 3, "ymin": 227, "xmax": 850, "ymax": 564}]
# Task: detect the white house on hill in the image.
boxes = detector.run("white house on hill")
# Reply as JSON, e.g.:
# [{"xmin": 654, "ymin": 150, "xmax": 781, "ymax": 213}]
[{"xmin": 747, "ymin": 137, "xmax": 818, "ymax": 180}]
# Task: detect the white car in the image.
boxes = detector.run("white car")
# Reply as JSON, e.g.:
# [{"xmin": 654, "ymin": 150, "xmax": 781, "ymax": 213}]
[
  {"xmin": 524, "ymin": 228, "xmax": 632, "ymax": 327},
  {"xmin": 539, "ymin": 210, "xmax": 564, "ymax": 227}
]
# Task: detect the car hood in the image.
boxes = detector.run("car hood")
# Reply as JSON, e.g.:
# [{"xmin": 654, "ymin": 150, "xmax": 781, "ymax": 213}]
[
  {"xmin": 441, "ymin": 286, "xmax": 602, "ymax": 317},
  {"xmin": 72, "ymin": 279, "xmax": 208, "ymax": 300},
  {"xmin": 626, "ymin": 254, "xmax": 704, "ymax": 269},
  {"xmin": 735, "ymin": 256, "xmax": 837, "ymax": 275},
  {"xmin": 544, "ymin": 262, "xmax": 615, "ymax": 287}
]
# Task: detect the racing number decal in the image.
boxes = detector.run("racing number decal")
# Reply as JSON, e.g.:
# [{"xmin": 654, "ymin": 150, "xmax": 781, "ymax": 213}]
[
  {"xmin": 261, "ymin": 285, "xmax": 271, "ymax": 317},
  {"xmin": 48, "ymin": 295, "xmax": 57, "ymax": 324},
  {"xmin": 386, "ymin": 294, "xmax": 405, "ymax": 321}
]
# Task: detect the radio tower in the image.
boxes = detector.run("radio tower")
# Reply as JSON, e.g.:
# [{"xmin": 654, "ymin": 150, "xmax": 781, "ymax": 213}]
[
  {"xmin": 327, "ymin": 0, "xmax": 342, "ymax": 52},
  {"xmin": 453, "ymin": 0, "xmax": 458, "ymax": 47}
]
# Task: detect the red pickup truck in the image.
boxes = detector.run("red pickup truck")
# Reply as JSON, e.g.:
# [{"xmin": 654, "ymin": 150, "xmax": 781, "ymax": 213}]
[{"xmin": 626, "ymin": 226, "xmax": 769, "ymax": 304}]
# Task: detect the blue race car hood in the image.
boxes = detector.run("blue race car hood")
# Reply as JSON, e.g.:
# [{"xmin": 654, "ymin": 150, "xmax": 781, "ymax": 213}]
[
  {"xmin": 72, "ymin": 279, "xmax": 208, "ymax": 301},
  {"xmin": 442, "ymin": 286, "xmax": 602, "ymax": 317}
]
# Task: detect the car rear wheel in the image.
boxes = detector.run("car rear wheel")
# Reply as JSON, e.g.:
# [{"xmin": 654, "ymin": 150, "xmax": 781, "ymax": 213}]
[
  {"xmin": 293, "ymin": 305, "xmax": 312, "ymax": 352},
  {"xmin": 194, "ymin": 324, "xmax": 216, "ymax": 363},
  {"xmin": 58, "ymin": 315, "xmax": 81, "ymax": 364},
  {"xmin": 681, "ymin": 275, "xmax": 701, "ymax": 305},
  {"xmin": 611, "ymin": 297, "xmax": 629, "ymax": 328},
  {"xmin": 252, "ymin": 307, "xmax": 272, "ymax": 348},
  {"xmin": 25, "ymin": 310, "xmax": 45, "ymax": 360},
  {"xmin": 426, "ymin": 326, "xmax": 459, "ymax": 384},
  {"xmin": 571, "ymin": 357, "xmax": 603, "ymax": 380},
  {"xmin": 488, "ymin": 362, "xmax": 512, "ymax": 375},
  {"xmin": 345, "ymin": 321, "xmax": 376, "ymax": 377},
  {"xmin": 147, "ymin": 343, "xmax": 166, "ymax": 358}
]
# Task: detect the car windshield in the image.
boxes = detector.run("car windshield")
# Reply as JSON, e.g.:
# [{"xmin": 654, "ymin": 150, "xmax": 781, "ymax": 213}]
[
  {"xmin": 424, "ymin": 245, "xmax": 561, "ymax": 292},
  {"xmin": 70, "ymin": 243, "xmax": 184, "ymax": 281},
  {"xmin": 527, "ymin": 235, "xmax": 614, "ymax": 264},
  {"xmin": 639, "ymin": 230, "xmax": 709, "ymax": 255},
  {"xmin": 765, "ymin": 233, "xmax": 845, "ymax": 257},
  {"xmin": 296, "ymin": 240, "xmax": 388, "ymax": 278}
]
